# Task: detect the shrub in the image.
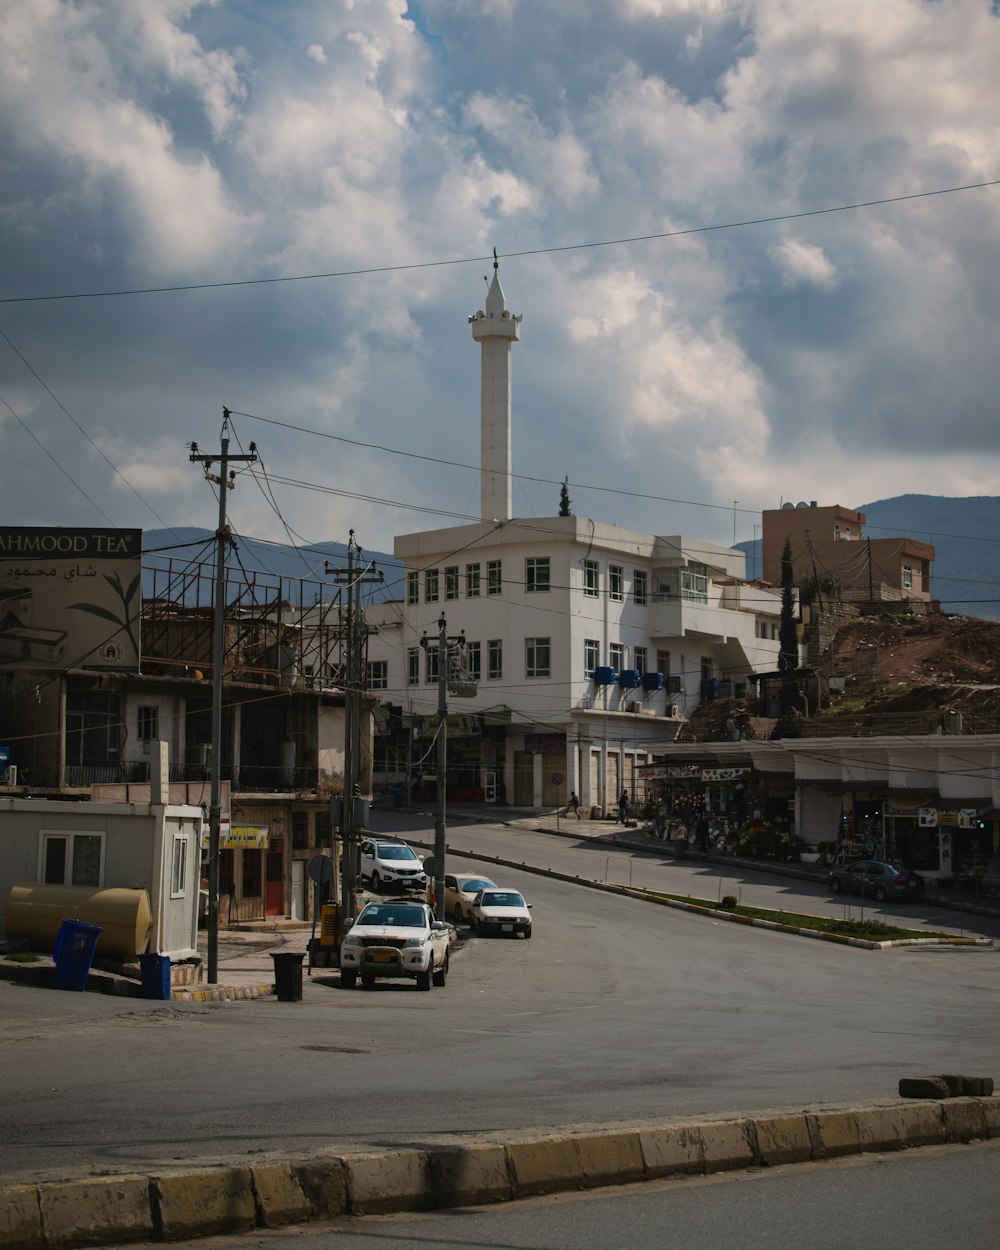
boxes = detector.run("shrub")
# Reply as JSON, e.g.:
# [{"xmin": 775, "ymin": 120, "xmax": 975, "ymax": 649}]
[{"xmin": 720, "ymin": 895, "xmax": 739, "ymax": 910}]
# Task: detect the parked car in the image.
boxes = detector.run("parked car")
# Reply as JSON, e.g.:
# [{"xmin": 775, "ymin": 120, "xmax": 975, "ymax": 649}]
[
  {"xmin": 359, "ymin": 838, "xmax": 427, "ymax": 892},
  {"xmin": 470, "ymin": 888, "xmax": 532, "ymax": 938},
  {"xmin": 339, "ymin": 899, "xmax": 450, "ymax": 990},
  {"xmin": 444, "ymin": 873, "xmax": 497, "ymax": 923},
  {"xmin": 828, "ymin": 859, "xmax": 925, "ymax": 902}
]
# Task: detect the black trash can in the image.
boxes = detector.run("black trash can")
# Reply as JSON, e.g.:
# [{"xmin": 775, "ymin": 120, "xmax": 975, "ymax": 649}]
[
  {"xmin": 52, "ymin": 919, "xmax": 103, "ymax": 992},
  {"xmin": 138, "ymin": 952, "xmax": 172, "ymax": 1000},
  {"xmin": 271, "ymin": 951, "xmax": 305, "ymax": 1002}
]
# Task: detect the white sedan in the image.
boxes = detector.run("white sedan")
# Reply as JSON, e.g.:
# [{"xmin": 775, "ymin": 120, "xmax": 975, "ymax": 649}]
[{"xmin": 470, "ymin": 888, "xmax": 532, "ymax": 939}]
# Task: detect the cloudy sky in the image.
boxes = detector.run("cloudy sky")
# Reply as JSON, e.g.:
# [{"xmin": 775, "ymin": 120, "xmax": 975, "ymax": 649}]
[{"xmin": 1, "ymin": 0, "xmax": 998, "ymax": 565}]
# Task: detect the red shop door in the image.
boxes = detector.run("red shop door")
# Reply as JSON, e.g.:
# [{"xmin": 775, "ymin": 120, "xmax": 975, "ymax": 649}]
[{"xmin": 265, "ymin": 839, "xmax": 284, "ymax": 915}]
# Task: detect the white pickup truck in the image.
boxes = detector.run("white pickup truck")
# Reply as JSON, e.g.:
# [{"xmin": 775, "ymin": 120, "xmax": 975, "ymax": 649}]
[{"xmin": 339, "ymin": 899, "xmax": 450, "ymax": 991}]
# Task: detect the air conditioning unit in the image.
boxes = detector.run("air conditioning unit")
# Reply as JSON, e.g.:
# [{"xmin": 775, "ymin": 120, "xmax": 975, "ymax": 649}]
[
  {"xmin": 627, "ymin": 699, "xmax": 641, "ymax": 713},
  {"xmin": 666, "ymin": 704, "xmax": 679, "ymax": 718},
  {"xmin": 578, "ymin": 696, "xmax": 592, "ymax": 709},
  {"xmin": 2, "ymin": 765, "xmax": 16, "ymax": 786}
]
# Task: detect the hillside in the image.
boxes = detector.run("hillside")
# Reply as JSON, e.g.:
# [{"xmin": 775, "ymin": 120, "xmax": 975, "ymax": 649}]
[{"xmin": 681, "ymin": 608, "xmax": 1000, "ymax": 742}]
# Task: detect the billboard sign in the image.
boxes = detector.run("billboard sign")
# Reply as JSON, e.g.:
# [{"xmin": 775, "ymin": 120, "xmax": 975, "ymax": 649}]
[{"xmin": 0, "ymin": 528, "xmax": 142, "ymax": 670}]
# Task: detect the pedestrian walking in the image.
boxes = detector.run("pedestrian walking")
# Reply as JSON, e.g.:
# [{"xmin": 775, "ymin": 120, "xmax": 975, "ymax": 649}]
[
  {"xmin": 618, "ymin": 789, "xmax": 629, "ymax": 823},
  {"xmin": 567, "ymin": 790, "xmax": 581, "ymax": 819}
]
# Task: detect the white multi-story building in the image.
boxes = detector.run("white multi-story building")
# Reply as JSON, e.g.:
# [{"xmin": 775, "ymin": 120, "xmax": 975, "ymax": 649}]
[{"xmin": 364, "ymin": 264, "xmax": 786, "ymax": 813}]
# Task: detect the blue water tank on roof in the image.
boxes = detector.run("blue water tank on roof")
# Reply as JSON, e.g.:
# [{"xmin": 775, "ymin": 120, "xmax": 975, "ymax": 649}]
[
  {"xmin": 619, "ymin": 669, "xmax": 641, "ymax": 689},
  {"xmin": 642, "ymin": 671, "xmax": 664, "ymax": 692},
  {"xmin": 594, "ymin": 666, "xmax": 616, "ymax": 686}
]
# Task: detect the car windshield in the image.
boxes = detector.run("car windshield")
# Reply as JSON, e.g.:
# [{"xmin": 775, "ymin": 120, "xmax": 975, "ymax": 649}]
[
  {"xmin": 377, "ymin": 845, "xmax": 418, "ymax": 861},
  {"xmin": 481, "ymin": 892, "xmax": 525, "ymax": 907},
  {"xmin": 357, "ymin": 905, "xmax": 424, "ymax": 926},
  {"xmin": 460, "ymin": 878, "xmax": 494, "ymax": 892}
]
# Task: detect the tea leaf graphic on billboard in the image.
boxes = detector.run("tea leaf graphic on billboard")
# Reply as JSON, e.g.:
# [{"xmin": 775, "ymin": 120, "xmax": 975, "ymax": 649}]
[{"xmin": 68, "ymin": 571, "xmax": 140, "ymax": 653}]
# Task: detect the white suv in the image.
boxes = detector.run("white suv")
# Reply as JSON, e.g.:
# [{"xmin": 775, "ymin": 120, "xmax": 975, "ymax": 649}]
[{"xmin": 359, "ymin": 838, "xmax": 428, "ymax": 892}]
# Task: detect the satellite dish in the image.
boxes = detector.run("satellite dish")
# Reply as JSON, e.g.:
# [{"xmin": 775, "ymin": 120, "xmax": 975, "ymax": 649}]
[{"xmin": 796, "ymin": 501, "xmax": 809, "ymax": 509}]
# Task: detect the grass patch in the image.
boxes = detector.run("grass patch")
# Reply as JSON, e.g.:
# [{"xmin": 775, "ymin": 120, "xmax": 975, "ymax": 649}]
[
  {"xmin": 3, "ymin": 952, "xmax": 42, "ymax": 963},
  {"xmin": 650, "ymin": 892, "xmax": 949, "ymax": 941}
]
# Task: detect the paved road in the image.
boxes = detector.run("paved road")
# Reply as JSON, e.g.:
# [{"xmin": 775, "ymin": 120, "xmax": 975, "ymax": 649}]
[
  {"xmin": 3, "ymin": 817, "xmax": 999, "ymax": 1185},
  {"xmin": 132, "ymin": 1138, "xmax": 1000, "ymax": 1250}
]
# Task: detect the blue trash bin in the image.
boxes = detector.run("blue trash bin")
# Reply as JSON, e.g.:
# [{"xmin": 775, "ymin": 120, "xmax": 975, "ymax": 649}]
[
  {"xmin": 138, "ymin": 952, "xmax": 172, "ymax": 1000},
  {"xmin": 52, "ymin": 919, "xmax": 103, "ymax": 992}
]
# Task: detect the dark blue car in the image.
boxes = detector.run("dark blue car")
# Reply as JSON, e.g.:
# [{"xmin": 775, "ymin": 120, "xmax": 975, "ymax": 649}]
[{"xmin": 828, "ymin": 859, "xmax": 925, "ymax": 902}]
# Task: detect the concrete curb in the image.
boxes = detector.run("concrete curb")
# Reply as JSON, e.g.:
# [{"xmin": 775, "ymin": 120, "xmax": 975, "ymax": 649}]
[{"xmin": 2, "ymin": 1098, "xmax": 996, "ymax": 1248}]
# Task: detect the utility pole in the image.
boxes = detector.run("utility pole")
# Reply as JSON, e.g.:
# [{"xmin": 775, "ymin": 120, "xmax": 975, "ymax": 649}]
[
  {"xmin": 421, "ymin": 615, "xmax": 473, "ymax": 919},
  {"xmin": 326, "ymin": 533, "xmax": 383, "ymax": 925},
  {"xmin": 189, "ymin": 410, "xmax": 256, "ymax": 984}
]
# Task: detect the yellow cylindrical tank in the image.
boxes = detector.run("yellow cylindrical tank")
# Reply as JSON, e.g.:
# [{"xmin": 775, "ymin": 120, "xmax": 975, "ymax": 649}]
[{"xmin": 6, "ymin": 883, "xmax": 153, "ymax": 959}]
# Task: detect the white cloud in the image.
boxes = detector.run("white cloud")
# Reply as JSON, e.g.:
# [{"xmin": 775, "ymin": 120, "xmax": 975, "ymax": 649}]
[
  {"xmin": 307, "ymin": 43, "xmax": 327, "ymax": 63},
  {"xmin": 769, "ymin": 238, "xmax": 838, "ymax": 289}
]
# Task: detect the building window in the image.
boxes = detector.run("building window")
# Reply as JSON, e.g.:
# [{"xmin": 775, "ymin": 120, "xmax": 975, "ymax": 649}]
[
  {"xmin": 584, "ymin": 639, "xmax": 600, "ymax": 678},
  {"xmin": 488, "ymin": 639, "xmax": 503, "ymax": 680},
  {"xmin": 292, "ymin": 811, "xmax": 309, "ymax": 850},
  {"xmin": 137, "ymin": 705, "xmax": 158, "ymax": 754},
  {"xmin": 407, "ymin": 571, "xmax": 419, "ymax": 604},
  {"xmin": 903, "ymin": 564, "xmax": 913, "ymax": 590},
  {"xmin": 445, "ymin": 566, "xmax": 459, "ymax": 599},
  {"xmin": 526, "ymin": 637, "xmax": 551, "ymax": 678},
  {"xmin": 424, "ymin": 569, "xmax": 439, "ymax": 602},
  {"xmin": 425, "ymin": 646, "xmax": 440, "ymax": 683},
  {"xmin": 526, "ymin": 557, "xmax": 550, "ymax": 593},
  {"xmin": 633, "ymin": 570, "xmax": 647, "ymax": 605},
  {"xmin": 366, "ymin": 660, "xmax": 388, "ymax": 690},
  {"xmin": 407, "ymin": 647, "xmax": 420, "ymax": 685},
  {"xmin": 466, "ymin": 563, "xmax": 481, "ymax": 597},
  {"xmin": 466, "ymin": 642, "xmax": 481, "ymax": 680},
  {"xmin": 609, "ymin": 565, "xmax": 624, "ymax": 601},
  {"xmin": 609, "ymin": 643, "xmax": 625, "ymax": 673},
  {"xmin": 657, "ymin": 650, "xmax": 670, "ymax": 680},
  {"xmin": 170, "ymin": 833, "xmax": 189, "ymax": 898},
  {"xmin": 40, "ymin": 831, "xmax": 103, "ymax": 887},
  {"xmin": 583, "ymin": 559, "xmax": 599, "ymax": 597},
  {"xmin": 487, "ymin": 560, "xmax": 502, "ymax": 595},
  {"xmin": 680, "ymin": 563, "xmax": 708, "ymax": 603},
  {"xmin": 634, "ymin": 646, "xmax": 647, "ymax": 675}
]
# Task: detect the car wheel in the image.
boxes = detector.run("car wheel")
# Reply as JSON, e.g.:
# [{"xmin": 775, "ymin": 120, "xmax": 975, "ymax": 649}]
[
  {"xmin": 523, "ymin": 927, "xmax": 532, "ymax": 940},
  {"xmin": 360, "ymin": 971, "xmax": 375, "ymax": 987},
  {"xmin": 433, "ymin": 954, "xmax": 448, "ymax": 987},
  {"xmin": 830, "ymin": 877, "xmax": 843, "ymax": 894},
  {"xmin": 874, "ymin": 885, "xmax": 888, "ymax": 902},
  {"xmin": 416, "ymin": 969, "xmax": 432, "ymax": 991},
  {"xmin": 340, "ymin": 970, "xmax": 357, "ymax": 989},
  {"xmin": 371, "ymin": 871, "xmax": 382, "ymax": 893}
]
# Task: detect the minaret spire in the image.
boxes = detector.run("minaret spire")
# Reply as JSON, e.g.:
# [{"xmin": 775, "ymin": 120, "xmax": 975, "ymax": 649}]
[{"xmin": 470, "ymin": 249, "xmax": 521, "ymax": 523}]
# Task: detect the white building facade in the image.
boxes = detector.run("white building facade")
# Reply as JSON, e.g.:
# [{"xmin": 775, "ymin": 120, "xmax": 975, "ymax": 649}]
[{"xmin": 366, "ymin": 516, "xmax": 784, "ymax": 812}]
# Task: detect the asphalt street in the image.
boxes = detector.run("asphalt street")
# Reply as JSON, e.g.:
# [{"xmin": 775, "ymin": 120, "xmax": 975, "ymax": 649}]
[{"xmin": 2, "ymin": 813, "xmax": 999, "ymax": 1187}]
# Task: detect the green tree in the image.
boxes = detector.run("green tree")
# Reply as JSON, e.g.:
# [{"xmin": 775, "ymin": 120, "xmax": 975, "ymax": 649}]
[{"xmin": 559, "ymin": 476, "xmax": 572, "ymax": 517}]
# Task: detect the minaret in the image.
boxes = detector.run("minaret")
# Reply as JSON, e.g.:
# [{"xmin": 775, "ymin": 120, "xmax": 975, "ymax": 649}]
[{"xmin": 470, "ymin": 251, "xmax": 521, "ymax": 522}]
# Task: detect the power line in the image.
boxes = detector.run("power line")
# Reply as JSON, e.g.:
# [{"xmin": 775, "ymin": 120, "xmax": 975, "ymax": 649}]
[{"xmin": 2, "ymin": 179, "xmax": 996, "ymax": 305}]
